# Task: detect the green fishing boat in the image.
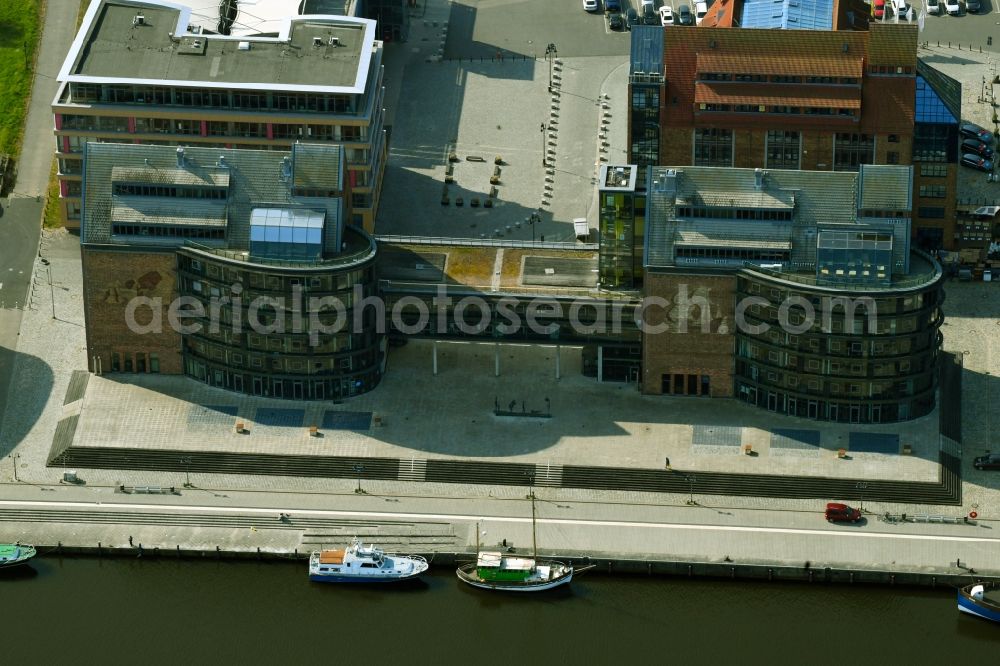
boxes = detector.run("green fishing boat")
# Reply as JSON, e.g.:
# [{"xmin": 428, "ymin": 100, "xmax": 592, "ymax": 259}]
[{"xmin": 0, "ymin": 543, "xmax": 36, "ymax": 569}]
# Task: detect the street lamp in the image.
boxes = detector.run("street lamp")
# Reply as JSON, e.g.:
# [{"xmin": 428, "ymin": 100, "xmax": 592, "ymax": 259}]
[
  {"xmin": 180, "ymin": 456, "xmax": 193, "ymax": 488},
  {"xmin": 545, "ymin": 43, "xmax": 557, "ymax": 93},
  {"xmin": 856, "ymin": 482, "xmax": 869, "ymax": 513},
  {"xmin": 529, "ymin": 211, "xmax": 540, "ymax": 242},
  {"xmin": 10, "ymin": 453, "xmax": 19, "ymax": 483},
  {"xmin": 525, "ymin": 471, "xmax": 536, "ymax": 500},
  {"xmin": 685, "ymin": 475, "xmax": 696, "ymax": 505},
  {"xmin": 540, "ymin": 123, "xmax": 547, "ymax": 167},
  {"xmin": 354, "ymin": 463, "xmax": 366, "ymax": 494}
]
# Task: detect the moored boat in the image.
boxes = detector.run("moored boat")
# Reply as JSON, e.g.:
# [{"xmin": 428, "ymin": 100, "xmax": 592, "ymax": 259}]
[
  {"xmin": 456, "ymin": 552, "xmax": 573, "ymax": 592},
  {"xmin": 957, "ymin": 582, "xmax": 1000, "ymax": 623},
  {"xmin": 308, "ymin": 538, "xmax": 428, "ymax": 583},
  {"xmin": 0, "ymin": 543, "xmax": 36, "ymax": 569}
]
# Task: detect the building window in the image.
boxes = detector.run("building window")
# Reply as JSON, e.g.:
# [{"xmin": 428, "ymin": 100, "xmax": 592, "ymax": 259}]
[
  {"xmin": 918, "ymin": 185, "xmax": 946, "ymax": 198},
  {"xmin": 693, "ymin": 128, "xmax": 733, "ymax": 167},
  {"xmin": 886, "ymin": 151, "xmax": 899, "ymax": 165},
  {"xmin": 920, "ymin": 164, "xmax": 947, "ymax": 177},
  {"xmin": 888, "ymin": 134, "xmax": 899, "ymax": 143},
  {"xmin": 765, "ymin": 131, "xmax": 800, "ymax": 169},
  {"xmin": 918, "ymin": 207, "xmax": 945, "ymax": 218},
  {"xmin": 833, "ymin": 134, "xmax": 874, "ymax": 171}
]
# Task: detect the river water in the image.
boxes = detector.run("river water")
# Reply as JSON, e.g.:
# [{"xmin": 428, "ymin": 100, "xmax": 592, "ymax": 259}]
[{"xmin": 3, "ymin": 557, "xmax": 996, "ymax": 663}]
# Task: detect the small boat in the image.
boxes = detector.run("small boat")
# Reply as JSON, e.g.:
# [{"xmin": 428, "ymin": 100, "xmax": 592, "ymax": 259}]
[
  {"xmin": 457, "ymin": 494, "xmax": 579, "ymax": 592},
  {"xmin": 957, "ymin": 582, "xmax": 1000, "ymax": 623},
  {"xmin": 0, "ymin": 543, "xmax": 36, "ymax": 569},
  {"xmin": 456, "ymin": 551, "xmax": 573, "ymax": 592},
  {"xmin": 308, "ymin": 538, "xmax": 428, "ymax": 583}
]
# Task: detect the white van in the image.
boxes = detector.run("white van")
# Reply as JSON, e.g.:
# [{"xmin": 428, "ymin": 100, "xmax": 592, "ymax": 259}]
[
  {"xmin": 891, "ymin": 0, "xmax": 911, "ymax": 18},
  {"xmin": 695, "ymin": 1, "xmax": 709, "ymax": 24}
]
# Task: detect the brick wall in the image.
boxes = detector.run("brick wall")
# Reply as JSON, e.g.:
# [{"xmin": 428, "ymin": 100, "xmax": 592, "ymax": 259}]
[
  {"xmin": 801, "ymin": 131, "xmax": 834, "ymax": 170},
  {"xmin": 661, "ymin": 127, "xmax": 692, "ymax": 166},
  {"xmin": 82, "ymin": 248, "xmax": 183, "ymax": 375},
  {"xmin": 641, "ymin": 272, "xmax": 736, "ymax": 397},
  {"xmin": 733, "ymin": 129, "xmax": 767, "ymax": 168}
]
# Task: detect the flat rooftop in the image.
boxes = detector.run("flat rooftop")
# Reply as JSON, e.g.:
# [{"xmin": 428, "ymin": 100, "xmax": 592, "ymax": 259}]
[{"xmin": 62, "ymin": 0, "xmax": 375, "ymax": 93}]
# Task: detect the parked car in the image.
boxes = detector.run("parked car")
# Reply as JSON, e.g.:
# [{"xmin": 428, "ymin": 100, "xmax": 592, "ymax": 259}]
[
  {"xmin": 944, "ymin": 0, "xmax": 960, "ymax": 13},
  {"xmin": 967, "ymin": 0, "xmax": 982, "ymax": 12},
  {"xmin": 605, "ymin": 0, "xmax": 622, "ymax": 11},
  {"xmin": 625, "ymin": 6, "xmax": 640, "ymax": 28},
  {"xmin": 873, "ymin": 0, "xmax": 886, "ymax": 19},
  {"xmin": 582, "ymin": 0, "xmax": 599, "ymax": 11},
  {"xmin": 660, "ymin": 5, "xmax": 674, "ymax": 24},
  {"xmin": 891, "ymin": 0, "xmax": 911, "ymax": 17},
  {"xmin": 825, "ymin": 503, "xmax": 862, "ymax": 523},
  {"xmin": 677, "ymin": 4, "xmax": 694, "ymax": 24},
  {"xmin": 926, "ymin": 0, "xmax": 940, "ymax": 13},
  {"xmin": 695, "ymin": 1, "xmax": 709, "ymax": 24},
  {"xmin": 974, "ymin": 453, "xmax": 1000, "ymax": 470},
  {"xmin": 962, "ymin": 138, "xmax": 995, "ymax": 158},
  {"xmin": 961, "ymin": 153, "xmax": 994, "ymax": 172},
  {"xmin": 961, "ymin": 122, "xmax": 994, "ymax": 145},
  {"xmin": 609, "ymin": 11, "xmax": 625, "ymax": 29},
  {"xmin": 640, "ymin": 0, "xmax": 656, "ymax": 14}
]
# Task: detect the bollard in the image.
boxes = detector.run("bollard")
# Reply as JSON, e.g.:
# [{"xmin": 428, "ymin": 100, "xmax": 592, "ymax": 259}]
[
  {"xmin": 849, "ymin": 572, "xmax": 854, "ymax": 584},
  {"xmin": 688, "ymin": 564, "xmax": 693, "ymax": 577},
  {"xmin": 98, "ymin": 542, "xmax": 102, "ymax": 556},
  {"xmin": 768, "ymin": 568, "xmax": 773, "ymax": 582},
  {"xmin": 176, "ymin": 545, "xmax": 181, "ymax": 557}
]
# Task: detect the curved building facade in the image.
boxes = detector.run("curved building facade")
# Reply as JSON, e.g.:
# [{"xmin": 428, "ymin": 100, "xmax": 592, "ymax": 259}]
[
  {"xmin": 176, "ymin": 226, "xmax": 383, "ymax": 401},
  {"xmin": 733, "ymin": 252, "xmax": 944, "ymax": 424}
]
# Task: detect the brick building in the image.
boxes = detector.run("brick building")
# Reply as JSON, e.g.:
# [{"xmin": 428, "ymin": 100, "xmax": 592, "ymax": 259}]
[
  {"xmin": 54, "ymin": 0, "xmax": 387, "ymax": 231},
  {"xmin": 81, "ymin": 142, "xmax": 384, "ymax": 401},
  {"xmin": 601, "ymin": 163, "xmax": 943, "ymax": 423},
  {"xmin": 628, "ymin": 21, "xmax": 962, "ymax": 250}
]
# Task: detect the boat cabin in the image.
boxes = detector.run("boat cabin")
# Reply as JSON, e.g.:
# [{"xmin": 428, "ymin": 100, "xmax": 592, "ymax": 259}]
[
  {"xmin": 319, "ymin": 550, "xmax": 345, "ymax": 565},
  {"xmin": 476, "ymin": 552, "xmax": 535, "ymax": 581}
]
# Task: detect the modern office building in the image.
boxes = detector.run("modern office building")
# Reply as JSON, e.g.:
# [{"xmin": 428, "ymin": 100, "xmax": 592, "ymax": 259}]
[
  {"xmin": 627, "ymin": 20, "xmax": 962, "ymax": 250},
  {"xmin": 80, "ymin": 142, "xmax": 384, "ymax": 401},
  {"xmin": 53, "ymin": 0, "xmax": 387, "ymax": 231},
  {"xmin": 628, "ymin": 163, "xmax": 944, "ymax": 422}
]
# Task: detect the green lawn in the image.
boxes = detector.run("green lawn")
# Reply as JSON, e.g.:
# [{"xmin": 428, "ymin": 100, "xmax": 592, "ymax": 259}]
[{"xmin": 0, "ymin": 0, "xmax": 41, "ymax": 158}]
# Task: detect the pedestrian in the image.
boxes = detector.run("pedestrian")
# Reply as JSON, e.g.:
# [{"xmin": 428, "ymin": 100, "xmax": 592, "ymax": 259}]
[{"xmin": 128, "ymin": 536, "xmax": 133, "ymax": 546}]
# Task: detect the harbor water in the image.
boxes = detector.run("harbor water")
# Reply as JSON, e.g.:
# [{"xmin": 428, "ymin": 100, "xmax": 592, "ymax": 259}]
[{"xmin": 2, "ymin": 557, "xmax": 997, "ymax": 663}]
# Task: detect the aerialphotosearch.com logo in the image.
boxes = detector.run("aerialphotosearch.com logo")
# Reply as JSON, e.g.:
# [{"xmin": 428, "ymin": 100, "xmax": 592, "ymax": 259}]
[{"xmin": 123, "ymin": 283, "xmax": 880, "ymax": 344}]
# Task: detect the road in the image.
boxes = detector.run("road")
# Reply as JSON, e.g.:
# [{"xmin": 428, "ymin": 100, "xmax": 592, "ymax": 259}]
[{"xmin": 0, "ymin": 0, "xmax": 80, "ymax": 439}]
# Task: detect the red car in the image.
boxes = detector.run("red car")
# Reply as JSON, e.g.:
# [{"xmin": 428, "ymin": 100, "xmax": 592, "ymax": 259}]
[
  {"xmin": 825, "ymin": 502, "xmax": 862, "ymax": 523},
  {"xmin": 873, "ymin": 0, "xmax": 886, "ymax": 18}
]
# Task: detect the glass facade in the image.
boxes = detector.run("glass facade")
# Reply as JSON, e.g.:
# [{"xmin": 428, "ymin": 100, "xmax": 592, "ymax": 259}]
[
  {"xmin": 175, "ymin": 228, "xmax": 383, "ymax": 401},
  {"xmin": 599, "ymin": 191, "xmax": 646, "ymax": 288},
  {"xmin": 833, "ymin": 133, "xmax": 874, "ymax": 171},
  {"xmin": 733, "ymin": 265, "xmax": 944, "ymax": 423},
  {"xmin": 693, "ymin": 129, "xmax": 733, "ymax": 167},
  {"xmin": 815, "ymin": 230, "xmax": 893, "ymax": 285},
  {"xmin": 766, "ymin": 131, "xmax": 801, "ymax": 170}
]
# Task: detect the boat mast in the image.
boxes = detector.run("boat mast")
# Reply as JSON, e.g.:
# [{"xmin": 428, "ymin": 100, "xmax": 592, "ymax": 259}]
[{"xmin": 530, "ymin": 493, "xmax": 538, "ymax": 562}]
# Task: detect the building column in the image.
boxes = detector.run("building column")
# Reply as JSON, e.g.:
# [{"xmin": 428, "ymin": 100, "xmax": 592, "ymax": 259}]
[
  {"xmin": 432, "ymin": 340, "xmax": 438, "ymax": 376},
  {"xmin": 495, "ymin": 342, "xmax": 500, "ymax": 377},
  {"xmin": 555, "ymin": 344, "xmax": 561, "ymax": 380},
  {"xmin": 597, "ymin": 345, "xmax": 603, "ymax": 383}
]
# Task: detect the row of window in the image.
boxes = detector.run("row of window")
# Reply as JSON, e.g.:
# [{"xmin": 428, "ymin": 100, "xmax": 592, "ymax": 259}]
[
  {"xmin": 692, "ymin": 130, "xmax": 875, "ymax": 169},
  {"xmin": 698, "ymin": 74, "xmax": 860, "ymax": 85},
  {"xmin": 676, "ymin": 206, "xmax": 793, "ymax": 221},
  {"xmin": 185, "ymin": 358, "xmax": 381, "ymax": 400},
  {"xmin": 67, "ymin": 84, "xmax": 367, "ymax": 115},
  {"xmin": 676, "ymin": 248, "xmax": 789, "ymax": 261},
  {"xmin": 740, "ymin": 280, "xmax": 940, "ymax": 314},
  {"xmin": 182, "ymin": 257, "xmax": 374, "ymax": 292},
  {"xmin": 112, "ymin": 224, "xmax": 225, "ymax": 239},
  {"xmin": 113, "ymin": 183, "xmax": 228, "ymax": 199},
  {"xmin": 735, "ymin": 383, "xmax": 928, "ymax": 423},
  {"xmin": 739, "ymin": 363, "xmax": 932, "ymax": 399},
  {"xmin": 697, "ymin": 104, "xmax": 857, "ymax": 118},
  {"xmin": 60, "ymin": 115, "xmax": 369, "ymax": 142}
]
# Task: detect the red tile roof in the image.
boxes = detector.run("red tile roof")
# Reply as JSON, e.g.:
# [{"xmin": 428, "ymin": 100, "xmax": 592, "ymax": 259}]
[
  {"xmin": 695, "ymin": 83, "xmax": 862, "ymax": 109},
  {"xmin": 696, "ymin": 53, "xmax": 864, "ymax": 78}
]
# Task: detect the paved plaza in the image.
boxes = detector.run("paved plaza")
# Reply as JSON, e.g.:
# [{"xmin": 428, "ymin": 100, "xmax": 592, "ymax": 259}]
[
  {"xmin": 57, "ymin": 339, "xmax": 943, "ymax": 484},
  {"xmin": 377, "ymin": 1, "xmax": 629, "ymax": 241}
]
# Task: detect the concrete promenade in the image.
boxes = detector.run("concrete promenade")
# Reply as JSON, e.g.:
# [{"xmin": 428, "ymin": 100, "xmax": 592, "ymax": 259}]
[{"xmin": 0, "ymin": 481, "xmax": 996, "ymax": 582}]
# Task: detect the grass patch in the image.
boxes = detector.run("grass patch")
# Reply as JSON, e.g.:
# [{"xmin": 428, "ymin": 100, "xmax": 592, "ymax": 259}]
[
  {"xmin": 0, "ymin": 0, "xmax": 41, "ymax": 158},
  {"xmin": 43, "ymin": 160, "xmax": 61, "ymax": 228}
]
